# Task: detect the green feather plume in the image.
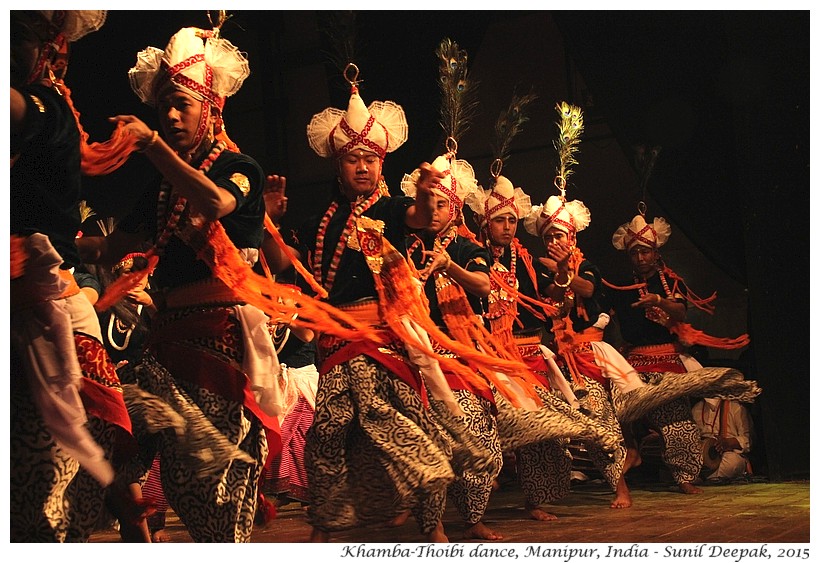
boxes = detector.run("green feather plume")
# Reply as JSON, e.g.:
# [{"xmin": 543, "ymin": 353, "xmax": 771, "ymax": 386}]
[
  {"xmin": 318, "ymin": 11, "xmax": 358, "ymax": 76},
  {"xmin": 492, "ymin": 88, "xmax": 538, "ymax": 165},
  {"xmin": 634, "ymin": 144, "xmax": 662, "ymax": 202},
  {"xmin": 553, "ymin": 101, "xmax": 584, "ymax": 188},
  {"xmin": 436, "ymin": 37, "xmax": 479, "ymax": 145}
]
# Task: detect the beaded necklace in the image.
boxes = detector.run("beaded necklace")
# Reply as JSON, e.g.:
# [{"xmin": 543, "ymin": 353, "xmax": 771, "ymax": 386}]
[
  {"xmin": 154, "ymin": 141, "xmax": 226, "ymax": 255},
  {"xmin": 485, "ymin": 244, "xmax": 518, "ymax": 321},
  {"xmin": 492, "ymin": 243, "xmax": 517, "ymax": 281},
  {"xmin": 635, "ymin": 269, "xmax": 672, "ymax": 326},
  {"xmin": 106, "ymin": 305, "xmax": 143, "ymax": 352},
  {"xmin": 312, "ymin": 188, "xmax": 381, "ymax": 293}
]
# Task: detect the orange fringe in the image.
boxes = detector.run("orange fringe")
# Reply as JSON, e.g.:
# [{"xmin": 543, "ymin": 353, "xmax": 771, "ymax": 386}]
[
  {"xmin": 511, "ymin": 239, "xmax": 541, "ymax": 302},
  {"xmin": 549, "ymin": 315, "xmax": 587, "ymax": 388},
  {"xmin": 457, "ymin": 223, "xmax": 480, "ymax": 245},
  {"xmin": 93, "ymin": 220, "xmax": 379, "ymax": 345},
  {"xmin": 186, "ymin": 220, "xmax": 380, "ymax": 343},
  {"xmin": 56, "ymin": 81, "xmax": 141, "ymax": 177},
  {"xmin": 370, "ymin": 244, "xmax": 499, "ymax": 399},
  {"xmin": 214, "ymin": 129, "xmax": 239, "ymax": 154},
  {"xmin": 401, "ymin": 237, "xmax": 546, "ymax": 406},
  {"xmin": 434, "ymin": 272, "xmax": 545, "ymax": 407},
  {"xmin": 601, "ymin": 278, "xmax": 645, "ymax": 291},
  {"xmin": 660, "ymin": 264, "xmax": 717, "ymax": 314},
  {"xmin": 487, "ymin": 308, "xmax": 523, "ymax": 362},
  {"xmin": 601, "ymin": 267, "xmax": 747, "ymax": 350},
  {"xmin": 263, "ymin": 214, "xmax": 328, "ymax": 299},
  {"xmin": 477, "ymin": 237, "xmax": 558, "ymax": 330},
  {"xmin": 567, "ymin": 246, "xmax": 589, "ymax": 322},
  {"xmin": 483, "ymin": 270, "xmax": 525, "ymax": 363},
  {"xmin": 601, "ymin": 267, "xmax": 717, "ymax": 314},
  {"xmin": 669, "ymin": 323, "xmax": 750, "ymax": 350},
  {"xmin": 488, "ymin": 268, "xmax": 558, "ymax": 322}
]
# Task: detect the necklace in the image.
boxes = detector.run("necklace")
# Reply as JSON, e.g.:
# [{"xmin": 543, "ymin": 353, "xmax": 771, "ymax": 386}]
[
  {"xmin": 154, "ymin": 141, "xmax": 226, "ymax": 255},
  {"xmin": 106, "ymin": 304, "xmax": 143, "ymax": 352},
  {"xmin": 312, "ymin": 189, "xmax": 381, "ymax": 293},
  {"xmin": 635, "ymin": 270, "xmax": 672, "ymax": 327},
  {"xmin": 485, "ymin": 244, "xmax": 518, "ymax": 320},
  {"xmin": 115, "ymin": 317, "xmax": 132, "ymax": 332},
  {"xmin": 492, "ymin": 243, "xmax": 517, "ymax": 282}
]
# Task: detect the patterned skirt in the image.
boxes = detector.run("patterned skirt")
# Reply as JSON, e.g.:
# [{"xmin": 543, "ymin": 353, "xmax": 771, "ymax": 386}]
[
  {"xmin": 442, "ymin": 390, "xmax": 503, "ymax": 525},
  {"xmin": 122, "ymin": 304, "xmax": 268, "ymax": 542},
  {"xmin": 305, "ymin": 353, "xmax": 455, "ymax": 534},
  {"xmin": 11, "ymin": 289, "xmax": 134, "ymax": 542}
]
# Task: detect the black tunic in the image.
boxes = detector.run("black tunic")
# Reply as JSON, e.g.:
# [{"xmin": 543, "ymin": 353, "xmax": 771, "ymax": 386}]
[
  {"xmin": 406, "ymin": 231, "xmax": 491, "ymax": 327},
  {"xmin": 296, "ymin": 195, "xmax": 413, "ymax": 305},
  {"xmin": 118, "ymin": 148, "xmax": 265, "ymax": 290},
  {"xmin": 11, "ymin": 83, "xmax": 83, "ymax": 268}
]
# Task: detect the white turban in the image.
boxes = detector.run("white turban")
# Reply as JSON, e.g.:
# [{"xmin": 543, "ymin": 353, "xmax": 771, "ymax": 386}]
[
  {"xmin": 39, "ymin": 10, "xmax": 107, "ymax": 42},
  {"xmin": 612, "ymin": 214, "xmax": 671, "ymax": 251},
  {"xmin": 307, "ymin": 84, "xmax": 408, "ymax": 160},
  {"xmin": 129, "ymin": 27, "xmax": 250, "ymax": 110},
  {"xmin": 464, "ymin": 174, "xmax": 532, "ymax": 227},
  {"xmin": 401, "ymin": 154, "xmax": 481, "ymax": 224},
  {"xmin": 524, "ymin": 195, "xmax": 591, "ymax": 240}
]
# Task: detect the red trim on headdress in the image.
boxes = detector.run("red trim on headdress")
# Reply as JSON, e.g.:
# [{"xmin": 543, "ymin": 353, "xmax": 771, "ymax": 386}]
[
  {"xmin": 333, "ymin": 115, "xmax": 386, "ymax": 159},
  {"xmin": 538, "ymin": 203, "xmax": 575, "ymax": 236},
  {"xmin": 115, "ymin": 252, "xmax": 146, "ymax": 264},
  {"xmin": 155, "ymin": 54, "xmax": 225, "ymax": 107},
  {"xmin": 434, "ymin": 172, "xmax": 462, "ymax": 224},
  {"xmin": 626, "ymin": 223, "xmax": 657, "ymax": 248},
  {"xmin": 26, "ymin": 12, "xmax": 68, "ymax": 84},
  {"xmin": 484, "ymin": 192, "xmax": 518, "ymax": 222}
]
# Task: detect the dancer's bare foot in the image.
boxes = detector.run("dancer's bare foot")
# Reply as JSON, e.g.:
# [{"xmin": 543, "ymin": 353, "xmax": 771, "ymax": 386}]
[
  {"xmin": 679, "ymin": 482, "xmax": 703, "ymax": 495},
  {"xmin": 464, "ymin": 521, "xmax": 504, "ymax": 541},
  {"xmin": 310, "ymin": 527, "xmax": 330, "ymax": 542},
  {"xmin": 611, "ymin": 477, "xmax": 633, "ymax": 509},
  {"xmin": 623, "ymin": 446, "xmax": 642, "ymax": 474},
  {"xmin": 388, "ymin": 509, "xmax": 411, "ymax": 527},
  {"xmin": 108, "ymin": 483, "xmax": 153, "ymax": 542},
  {"xmin": 151, "ymin": 529, "xmax": 171, "ymax": 542},
  {"xmin": 426, "ymin": 521, "xmax": 449, "ymax": 543},
  {"xmin": 525, "ymin": 501, "xmax": 558, "ymax": 521}
]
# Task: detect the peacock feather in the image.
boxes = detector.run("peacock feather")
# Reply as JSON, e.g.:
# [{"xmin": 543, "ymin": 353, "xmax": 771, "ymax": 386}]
[
  {"xmin": 319, "ymin": 11, "xmax": 358, "ymax": 78},
  {"xmin": 436, "ymin": 37, "xmax": 479, "ymax": 147},
  {"xmin": 553, "ymin": 101, "xmax": 584, "ymax": 195},
  {"xmin": 492, "ymin": 88, "xmax": 538, "ymax": 165},
  {"xmin": 634, "ymin": 144, "xmax": 662, "ymax": 202}
]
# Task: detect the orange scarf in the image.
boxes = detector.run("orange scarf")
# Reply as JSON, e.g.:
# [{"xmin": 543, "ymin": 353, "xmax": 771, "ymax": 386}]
[{"xmin": 55, "ymin": 80, "xmax": 140, "ymax": 176}]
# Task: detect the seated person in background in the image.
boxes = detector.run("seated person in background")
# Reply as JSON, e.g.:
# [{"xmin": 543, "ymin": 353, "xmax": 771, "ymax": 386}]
[{"xmin": 691, "ymin": 397, "xmax": 754, "ymax": 482}]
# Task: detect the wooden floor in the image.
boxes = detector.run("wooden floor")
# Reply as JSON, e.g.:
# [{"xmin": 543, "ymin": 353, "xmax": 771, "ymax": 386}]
[{"xmin": 88, "ymin": 473, "xmax": 810, "ymax": 545}]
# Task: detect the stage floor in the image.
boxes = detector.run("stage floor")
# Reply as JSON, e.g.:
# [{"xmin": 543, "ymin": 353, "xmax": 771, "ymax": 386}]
[{"xmin": 89, "ymin": 476, "xmax": 809, "ymax": 544}]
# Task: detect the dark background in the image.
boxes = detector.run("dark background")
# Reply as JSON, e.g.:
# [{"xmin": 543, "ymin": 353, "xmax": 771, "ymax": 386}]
[{"xmin": 68, "ymin": 10, "xmax": 809, "ymax": 480}]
